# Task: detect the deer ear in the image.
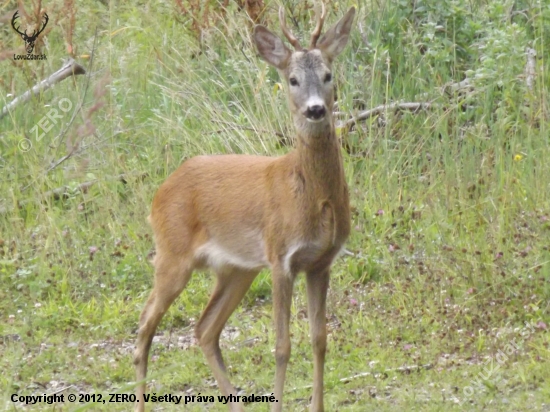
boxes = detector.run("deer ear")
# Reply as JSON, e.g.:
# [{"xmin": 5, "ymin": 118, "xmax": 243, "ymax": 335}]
[
  {"xmin": 317, "ymin": 7, "xmax": 355, "ymax": 62},
  {"xmin": 253, "ymin": 25, "xmax": 292, "ymax": 70}
]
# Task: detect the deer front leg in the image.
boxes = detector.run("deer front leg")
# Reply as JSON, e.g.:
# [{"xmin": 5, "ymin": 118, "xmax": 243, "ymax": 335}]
[
  {"xmin": 306, "ymin": 269, "xmax": 330, "ymax": 412},
  {"xmin": 271, "ymin": 265, "xmax": 296, "ymax": 412}
]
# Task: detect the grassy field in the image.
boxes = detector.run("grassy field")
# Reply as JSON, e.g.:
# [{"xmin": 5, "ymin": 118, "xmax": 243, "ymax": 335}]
[{"xmin": 1, "ymin": 0, "xmax": 549, "ymax": 410}]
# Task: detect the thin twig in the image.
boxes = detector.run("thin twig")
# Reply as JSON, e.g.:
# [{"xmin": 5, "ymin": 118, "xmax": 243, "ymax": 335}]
[
  {"xmin": 357, "ymin": 22, "xmax": 372, "ymax": 50},
  {"xmin": 441, "ymin": 78, "xmax": 473, "ymax": 94},
  {"xmin": 340, "ymin": 102, "xmax": 437, "ymax": 130},
  {"xmin": 0, "ymin": 58, "xmax": 86, "ymax": 120},
  {"xmin": 50, "ymin": 26, "xmax": 99, "ymax": 167},
  {"xmin": 340, "ymin": 363, "xmax": 433, "ymax": 383},
  {"xmin": 50, "ymin": 385, "xmax": 75, "ymax": 395},
  {"xmin": 524, "ymin": 48, "xmax": 536, "ymax": 90},
  {"xmin": 290, "ymin": 363, "xmax": 433, "ymax": 392}
]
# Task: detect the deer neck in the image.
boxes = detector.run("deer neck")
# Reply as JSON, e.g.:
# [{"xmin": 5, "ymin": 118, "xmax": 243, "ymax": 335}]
[{"xmin": 293, "ymin": 117, "xmax": 345, "ymax": 199}]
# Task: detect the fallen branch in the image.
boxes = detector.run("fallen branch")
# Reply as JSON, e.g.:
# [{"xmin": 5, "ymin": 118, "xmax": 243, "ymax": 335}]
[
  {"xmin": 0, "ymin": 173, "xmax": 147, "ymax": 215},
  {"xmin": 441, "ymin": 78, "xmax": 473, "ymax": 95},
  {"xmin": 339, "ymin": 102, "xmax": 437, "ymax": 131},
  {"xmin": 339, "ymin": 363, "xmax": 434, "ymax": 383},
  {"xmin": 0, "ymin": 58, "xmax": 86, "ymax": 120},
  {"xmin": 290, "ymin": 363, "xmax": 433, "ymax": 392},
  {"xmin": 49, "ymin": 385, "xmax": 75, "ymax": 396}
]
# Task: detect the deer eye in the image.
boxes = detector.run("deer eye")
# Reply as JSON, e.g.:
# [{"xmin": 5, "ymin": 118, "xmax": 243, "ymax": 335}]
[
  {"xmin": 289, "ymin": 77, "xmax": 299, "ymax": 86},
  {"xmin": 324, "ymin": 73, "xmax": 332, "ymax": 83}
]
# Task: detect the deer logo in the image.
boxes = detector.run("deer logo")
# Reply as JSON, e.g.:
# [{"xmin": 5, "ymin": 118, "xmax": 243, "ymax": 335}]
[{"xmin": 11, "ymin": 10, "xmax": 49, "ymax": 54}]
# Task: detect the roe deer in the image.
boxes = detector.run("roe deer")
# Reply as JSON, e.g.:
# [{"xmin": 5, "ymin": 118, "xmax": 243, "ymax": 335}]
[{"xmin": 134, "ymin": 5, "xmax": 355, "ymax": 412}]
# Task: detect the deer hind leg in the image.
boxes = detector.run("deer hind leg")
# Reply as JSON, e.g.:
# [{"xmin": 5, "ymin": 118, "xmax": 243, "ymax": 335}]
[
  {"xmin": 134, "ymin": 252, "xmax": 194, "ymax": 412},
  {"xmin": 305, "ymin": 269, "xmax": 330, "ymax": 412},
  {"xmin": 195, "ymin": 267, "xmax": 259, "ymax": 412}
]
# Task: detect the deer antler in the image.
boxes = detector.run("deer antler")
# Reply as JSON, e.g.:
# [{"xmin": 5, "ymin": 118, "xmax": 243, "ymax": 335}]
[
  {"xmin": 309, "ymin": 2, "xmax": 326, "ymax": 49},
  {"xmin": 11, "ymin": 10, "xmax": 49, "ymax": 40},
  {"xmin": 279, "ymin": 7, "xmax": 303, "ymax": 51},
  {"xmin": 33, "ymin": 13, "xmax": 49, "ymax": 38},
  {"xmin": 11, "ymin": 11, "xmax": 26, "ymax": 37}
]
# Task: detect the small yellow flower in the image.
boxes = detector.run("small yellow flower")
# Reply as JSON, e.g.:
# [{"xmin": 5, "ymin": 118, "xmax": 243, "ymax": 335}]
[
  {"xmin": 272, "ymin": 83, "xmax": 282, "ymax": 94},
  {"xmin": 514, "ymin": 154, "xmax": 523, "ymax": 162}
]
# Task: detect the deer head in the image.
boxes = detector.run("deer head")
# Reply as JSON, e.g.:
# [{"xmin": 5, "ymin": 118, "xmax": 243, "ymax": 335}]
[
  {"xmin": 253, "ymin": 5, "xmax": 355, "ymax": 135},
  {"xmin": 11, "ymin": 10, "xmax": 49, "ymax": 54}
]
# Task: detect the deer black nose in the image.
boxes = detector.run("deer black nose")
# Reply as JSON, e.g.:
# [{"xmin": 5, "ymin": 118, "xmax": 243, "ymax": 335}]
[{"xmin": 305, "ymin": 105, "xmax": 326, "ymax": 120}]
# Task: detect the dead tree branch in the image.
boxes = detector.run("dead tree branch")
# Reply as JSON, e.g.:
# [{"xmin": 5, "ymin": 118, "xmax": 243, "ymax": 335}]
[
  {"xmin": 290, "ymin": 363, "xmax": 434, "ymax": 392},
  {"xmin": 339, "ymin": 102, "xmax": 437, "ymax": 131},
  {"xmin": 0, "ymin": 58, "xmax": 86, "ymax": 120}
]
